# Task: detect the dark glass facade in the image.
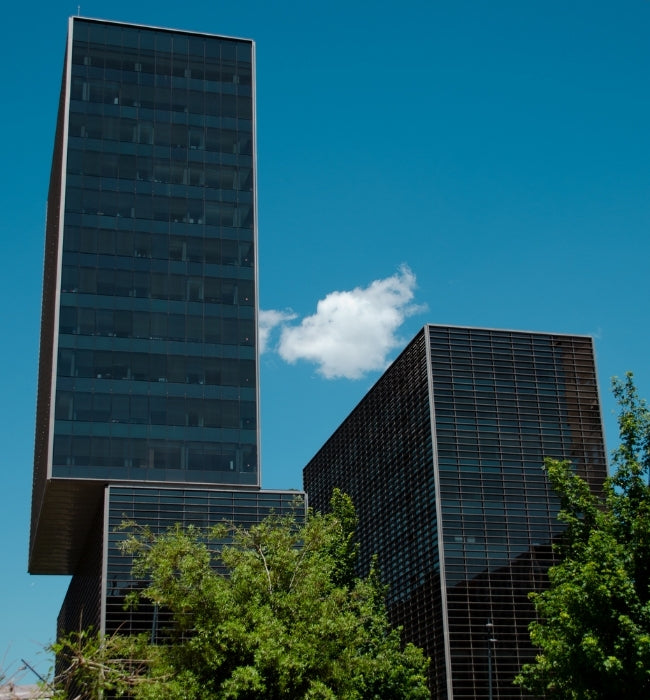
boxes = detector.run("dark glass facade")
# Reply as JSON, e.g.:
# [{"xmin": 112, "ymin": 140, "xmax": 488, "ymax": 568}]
[
  {"xmin": 31, "ymin": 18, "xmax": 261, "ymax": 574},
  {"xmin": 31, "ymin": 17, "xmax": 304, "ymax": 642},
  {"xmin": 57, "ymin": 487, "xmax": 303, "ymax": 640},
  {"xmin": 303, "ymin": 324, "xmax": 607, "ymax": 699},
  {"xmin": 56, "ymin": 18, "xmax": 257, "ymax": 484}
]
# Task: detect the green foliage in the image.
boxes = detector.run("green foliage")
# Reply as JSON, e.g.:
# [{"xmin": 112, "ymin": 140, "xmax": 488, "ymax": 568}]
[
  {"xmin": 51, "ymin": 628, "xmax": 159, "ymax": 698},
  {"xmin": 54, "ymin": 490, "xmax": 429, "ymax": 698},
  {"xmin": 515, "ymin": 373, "xmax": 650, "ymax": 698}
]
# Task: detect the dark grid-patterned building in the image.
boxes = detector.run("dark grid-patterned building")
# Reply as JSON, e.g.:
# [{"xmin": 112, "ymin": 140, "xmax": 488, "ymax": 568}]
[
  {"xmin": 57, "ymin": 486, "xmax": 301, "ymax": 637},
  {"xmin": 30, "ymin": 16, "xmax": 302, "ymax": 638},
  {"xmin": 303, "ymin": 324, "xmax": 607, "ymax": 699}
]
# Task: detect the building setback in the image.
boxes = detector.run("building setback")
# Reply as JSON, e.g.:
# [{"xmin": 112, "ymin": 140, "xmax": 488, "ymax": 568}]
[
  {"xmin": 303, "ymin": 324, "xmax": 607, "ymax": 699},
  {"xmin": 29, "ymin": 16, "xmax": 302, "ymax": 637}
]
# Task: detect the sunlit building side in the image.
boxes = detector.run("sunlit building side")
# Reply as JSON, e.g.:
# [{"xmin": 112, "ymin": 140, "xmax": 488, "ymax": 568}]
[{"xmin": 304, "ymin": 323, "xmax": 606, "ymax": 698}]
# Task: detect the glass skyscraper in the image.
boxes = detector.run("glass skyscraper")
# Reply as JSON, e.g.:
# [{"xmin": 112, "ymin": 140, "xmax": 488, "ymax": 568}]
[
  {"xmin": 303, "ymin": 324, "xmax": 607, "ymax": 699},
  {"xmin": 29, "ymin": 16, "xmax": 302, "ymax": 638}
]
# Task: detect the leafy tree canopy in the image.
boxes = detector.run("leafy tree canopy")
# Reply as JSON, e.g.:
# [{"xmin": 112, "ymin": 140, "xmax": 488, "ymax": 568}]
[
  {"xmin": 53, "ymin": 490, "xmax": 430, "ymax": 699},
  {"xmin": 515, "ymin": 373, "xmax": 650, "ymax": 698}
]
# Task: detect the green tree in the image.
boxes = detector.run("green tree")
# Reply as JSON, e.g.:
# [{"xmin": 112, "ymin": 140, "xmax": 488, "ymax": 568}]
[
  {"xmin": 515, "ymin": 373, "xmax": 650, "ymax": 698},
  {"xmin": 54, "ymin": 490, "xmax": 429, "ymax": 699}
]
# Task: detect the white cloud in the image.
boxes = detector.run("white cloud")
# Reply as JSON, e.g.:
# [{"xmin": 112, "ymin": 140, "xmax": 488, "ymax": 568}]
[
  {"xmin": 272, "ymin": 265, "xmax": 423, "ymax": 379},
  {"xmin": 258, "ymin": 308, "xmax": 297, "ymax": 354}
]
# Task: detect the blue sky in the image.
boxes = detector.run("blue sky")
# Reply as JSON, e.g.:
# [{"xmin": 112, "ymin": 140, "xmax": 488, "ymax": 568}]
[{"xmin": 1, "ymin": 0, "xmax": 649, "ymax": 681}]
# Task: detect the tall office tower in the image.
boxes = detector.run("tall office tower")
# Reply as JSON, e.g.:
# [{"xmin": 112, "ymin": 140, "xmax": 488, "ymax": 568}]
[
  {"xmin": 29, "ymin": 16, "xmax": 302, "ymax": 638},
  {"xmin": 303, "ymin": 324, "xmax": 607, "ymax": 699}
]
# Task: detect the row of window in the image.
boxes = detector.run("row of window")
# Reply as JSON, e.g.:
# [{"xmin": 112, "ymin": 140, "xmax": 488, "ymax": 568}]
[
  {"xmin": 430, "ymin": 329, "xmax": 568, "ymax": 346},
  {"xmin": 433, "ymin": 371, "xmax": 570, "ymax": 385},
  {"xmin": 63, "ymin": 230, "xmax": 252, "ymax": 266},
  {"xmin": 441, "ymin": 503, "xmax": 556, "ymax": 518},
  {"xmin": 65, "ymin": 186, "xmax": 253, "ymax": 228},
  {"xmin": 60, "ymin": 265, "xmax": 253, "ymax": 305},
  {"xmin": 435, "ymin": 413, "xmax": 595, "ymax": 432},
  {"xmin": 59, "ymin": 307, "xmax": 253, "ymax": 346},
  {"xmin": 72, "ymin": 32, "xmax": 251, "ymax": 76},
  {"xmin": 435, "ymin": 378, "xmax": 569, "ymax": 392},
  {"xmin": 439, "ymin": 475, "xmax": 559, "ymax": 491},
  {"xmin": 62, "ymin": 219, "xmax": 252, "ymax": 255},
  {"xmin": 71, "ymin": 77, "xmax": 252, "ymax": 120},
  {"xmin": 437, "ymin": 431, "xmax": 569, "ymax": 445},
  {"xmin": 69, "ymin": 114, "xmax": 252, "ymax": 154},
  {"xmin": 57, "ymin": 348, "xmax": 254, "ymax": 387},
  {"xmin": 435, "ymin": 405, "xmax": 568, "ymax": 418},
  {"xmin": 108, "ymin": 492, "xmax": 295, "ymax": 509},
  {"xmin": 435, "ymin": 397, "xmax": 568, "ymax": 412},
  {"xmin": 433, "ymin": 380, "xmax": 595, "ymax": 397},
  {"xmin": 430, "ymin": 351, "xmax": 594, "ymax": 367},
  {"xmin": 65, "ymin": 176, "xmax": 251, "ymax": 217},
  {"xmin": 431, "ymin": 348, "xmax": 567, "ymax": 360},
  {"xmin": 72, "ymin": 59, "xmax": 251, "ymax": 93},
  {"xmin": 430, "ymin": 344, "xmax": 579, "ymax": 356},
  {"xmin": 437, "ymin": 436, "xmax": 570, "ymax": 451},
  {"xmin": 449, "ymin": 383, "xmax": 557, "ymax": 400},
  {"xmin": 429, "ymin": 328, "xmax": 592, "ymax": 349},
  {"xmin": 55, "ymin": 391, "xmax": 254, "ymax": 429},
  {"xmin": 53, "ymin": 434, "xmax": 256, "ymax": 472},
  {"xmin": 434, "ymin": 356, "xmax": 584, "ymax": 374},
  {"xmin": 439, "ymin": 447, "xmax": 569, "ymax": 463},
  {"xmin": 435, "ymin": 386, "xmax": 568, "ymax": 399},
  {"xmin": 436, "ymin": 419, "xmax": 569, "ymax": 432},
  {"xmin": 450, "ymin": 418, "xmax": 569, "ymax": 434},
  {"xmin": 436, "ymin": 449, "xmax": 566, "ymax": 463},
  {"xmin": 443, "ymin": 531, "xmax": 555, "ymax": 544},
  {"xmin": 442, "ymin": 512, "xmax": 556, "ymax": 526},
  {"xmin": 67, "ymin": 150, "xmax": 252, "ymax": 190},
  {"xmin": 71, "ymin": 102, "xmax": 249, "ymax": 136}
]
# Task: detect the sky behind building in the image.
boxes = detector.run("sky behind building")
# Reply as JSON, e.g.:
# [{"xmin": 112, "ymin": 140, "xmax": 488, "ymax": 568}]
[{"xmin": 1, "ymin": 0, "xmax": 649, "ymax": 679}]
